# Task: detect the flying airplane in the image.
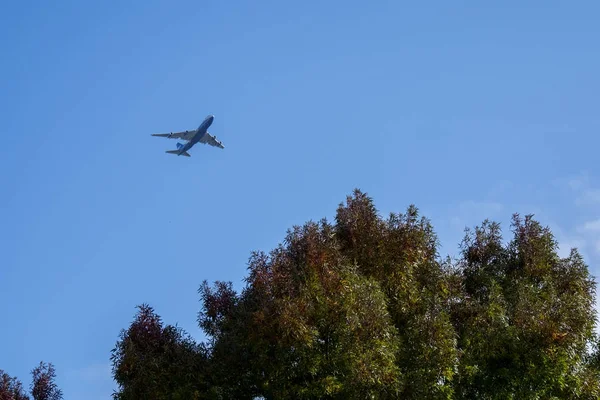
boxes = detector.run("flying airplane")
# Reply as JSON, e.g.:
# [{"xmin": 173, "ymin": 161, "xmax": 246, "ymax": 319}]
[{"xmin": 151, "ymin": 114, "xmax": 224, "ymax": 157}]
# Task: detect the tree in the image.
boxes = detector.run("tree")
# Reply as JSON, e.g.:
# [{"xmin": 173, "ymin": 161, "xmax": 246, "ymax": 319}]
[
  {"xmin": 198, "ymin": 190, "xmax": 459, "ymax": 398},
  {"xmin": 110, "ymin": 304, "xmax": 211, "ymax": 400},
  {"xmin": 1, "ymin": 363, "xmax": 63, "ymax": 400},
  {"xmin": 112, "ymin": 189, "xmax": 600, "ymax": 398},
  {"xmin": 452, "ymin": 215, "xmax": 599, "ymax": 399},
  {"xmin": 0, "ymin": 370, "xmax": 29, "ymax": 400},
  {"xmin": 199, "ymin": 219, "xmax": 400, "ymax": 399},
  {"xmin": 30, "ymin": 362, "xmax": 62, "ymax": 400},
  {"xmin": 334, "ymin": 191, "xmax": 458, "ymax": 399}
]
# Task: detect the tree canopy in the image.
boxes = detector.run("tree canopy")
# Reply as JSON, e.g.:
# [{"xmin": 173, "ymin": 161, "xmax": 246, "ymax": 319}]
[
  {"xmin": 110, "ymin": 304, "xmax": 211, "ymax": 400},
  {"xmin": 0, "ymin": 362, "xmax": 62, "ymax": 400},
  {"xmin": 111, "ymin": 189, "xmax": 600, "ymax": 399}
]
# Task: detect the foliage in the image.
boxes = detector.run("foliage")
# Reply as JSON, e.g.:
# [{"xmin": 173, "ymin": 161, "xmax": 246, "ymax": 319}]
[
  {"xmin": 1, "ymin": 363, "xmax": 63, "ymax": 400},
  {"xmin": 0, "ymin": 370, "xmax": 29, "ymax": 400},
  {"xmin": 112, "ymin": 189, "xmax": 600, "ymax": 398},
  {"xmin": 199, "ymin": 218, "xmax": 402, "ymax": 399},
  {"xmin": 110, "ymin": 304, "xmax": 211, "ymax": 400},
  {"xmin": 452, "ymin": 215, "xmax": 599, "ymax": 399},
  {"xmin": 335, "ymin": 192, "xmax": 458, "ymax": 399},
  {"xmin": 29, "ymin": 362, "xmax": 62, "ymax": 400}
]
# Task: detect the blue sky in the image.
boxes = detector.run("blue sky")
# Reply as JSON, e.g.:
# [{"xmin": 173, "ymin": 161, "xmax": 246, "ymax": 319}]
[{"xmin": 1, "ymin": 1, "xmax": 599, "ymax": 398}]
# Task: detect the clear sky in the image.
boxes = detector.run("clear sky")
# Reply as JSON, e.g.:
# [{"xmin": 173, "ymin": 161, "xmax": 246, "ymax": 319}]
[{"xmin": 1, "ymin": 1, "xmax": 599, "ymax": 398}]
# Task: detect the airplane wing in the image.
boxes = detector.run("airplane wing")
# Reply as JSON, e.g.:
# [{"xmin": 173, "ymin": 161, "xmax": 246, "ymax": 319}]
[
  {"xmin": 151, "ymin": 130, "xmax": 196, "ymax": 141},
  {"xmin": 199, "ymin": 132, "xmax": 225, "ymax": 149}
]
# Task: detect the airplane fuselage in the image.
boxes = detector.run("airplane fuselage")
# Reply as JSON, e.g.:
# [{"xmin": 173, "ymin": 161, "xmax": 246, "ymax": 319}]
[{"xmin": 177, "ymin": 114, "xmax": 214, "ymax": 155}]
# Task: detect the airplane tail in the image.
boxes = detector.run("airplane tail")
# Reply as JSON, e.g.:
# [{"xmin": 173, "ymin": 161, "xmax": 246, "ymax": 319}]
[
  {"xmin": 166, "ymin": 150, "xmax": 191, "ymax": 157},
  {"xmin": 164, "ymin": 142, "xmax": 191, "ymax": 157}
]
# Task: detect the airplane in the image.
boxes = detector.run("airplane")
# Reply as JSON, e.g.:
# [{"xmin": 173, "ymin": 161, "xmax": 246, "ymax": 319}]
[{"xmin": 151, "ymin": 114, "xmax": 224, "ymax": 157}]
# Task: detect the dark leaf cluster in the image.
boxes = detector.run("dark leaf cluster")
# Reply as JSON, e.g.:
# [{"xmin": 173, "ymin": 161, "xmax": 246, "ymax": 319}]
[{"xmin": 1, "ymin": 362, "xmax": 62, "ymax": 400}]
